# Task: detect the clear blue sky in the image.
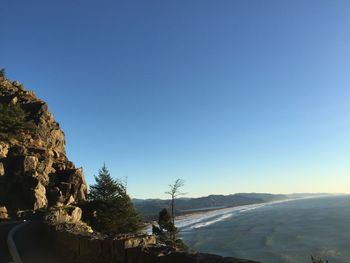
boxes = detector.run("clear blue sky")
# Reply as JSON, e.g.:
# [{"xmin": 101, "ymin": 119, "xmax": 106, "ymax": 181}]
[{"xmin": 1, "ymin": 1, "xmax": 350, "ymax": 198}]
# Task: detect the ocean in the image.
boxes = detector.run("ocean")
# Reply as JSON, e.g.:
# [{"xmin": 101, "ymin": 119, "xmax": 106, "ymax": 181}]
[{"xmin": 177, "ymin": 195, "xmax": 350, "ymax": 263}]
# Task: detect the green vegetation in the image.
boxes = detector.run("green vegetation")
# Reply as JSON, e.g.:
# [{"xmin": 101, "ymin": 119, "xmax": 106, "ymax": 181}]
[
  {"xmin": 82, "ymin": 164, "xmax": 142, "ymax": 235},
  {"xmin": 165, "ymin": 178, "xmax": 186, "ymax": 233},
  {"xmin": 0, "ymin": 103, "xmax": 36, "ymax": 138},
  {"xmin": 0, "ymin": 68, "xmax": 5, "ymax": 78},
  {"xmin": 152, "ymin": 179, "xmax": 187, "ymax": 250},
  {"xmin": 89, "ymin": 164, "xmax": 126, "ymax": 201},
  {"xmin": 152, "ymin": 208, "xmax": 187, "ymax": 250}
]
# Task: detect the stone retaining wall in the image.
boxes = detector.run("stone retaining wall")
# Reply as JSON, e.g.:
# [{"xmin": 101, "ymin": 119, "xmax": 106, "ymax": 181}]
[
  {"xmin": 39, "ymin": 223, "xmax": 259, "ymax": 263},
  {"xmin": 43, "ymin": 223, "xmax": 156, "ymax": 263}
]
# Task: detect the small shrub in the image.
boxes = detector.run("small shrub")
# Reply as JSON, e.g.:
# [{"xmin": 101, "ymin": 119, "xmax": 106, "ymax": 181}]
[
  {"xmin": 152, "ymin": 208, "xmax": 188, "ymax": 250},
  {"xmin": 0, "ymin": 103, "xmax": 36, "ymax": 135},
  {"xmin": 0, "ymin": 68, "xmax": 5, "ymax": 78}
]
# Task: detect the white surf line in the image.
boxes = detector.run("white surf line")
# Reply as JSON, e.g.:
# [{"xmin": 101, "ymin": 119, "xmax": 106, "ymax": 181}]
[
  {"xmin": 7, "ymin": 221, "xmax": 30, "ymax": 263},
  {"xmin": 176, "ymin": 196, "xmax": 323, "ymax": 230},
  {"xmin": 145, "ymin": 195, "xmax": 341, "ymax": 234}
]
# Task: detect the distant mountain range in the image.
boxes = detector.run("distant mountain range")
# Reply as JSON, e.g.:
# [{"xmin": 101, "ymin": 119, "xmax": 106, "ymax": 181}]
[
  {"xmin": 133, "ymin": 193, "xmax": 337, "ymax": 220},
  {"xmin": 133, "ymin": 193, "xmax": 288, "ymax": 220}
]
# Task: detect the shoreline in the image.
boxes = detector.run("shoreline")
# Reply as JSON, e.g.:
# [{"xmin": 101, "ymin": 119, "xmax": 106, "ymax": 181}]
[
  {"xmin": 177, "ymin": 193, "xmax": 346, "ymax": 220},
  {"xmin": 143, "ymin": 194, "xmax": 345, "ymax": 233},
  {"xmin": 175, "ymin": 194, "xmax": 348, "ymax": 230},
  {"xmin": 179, "ymin": 194, "xmax": 350, "ymax": 263}
]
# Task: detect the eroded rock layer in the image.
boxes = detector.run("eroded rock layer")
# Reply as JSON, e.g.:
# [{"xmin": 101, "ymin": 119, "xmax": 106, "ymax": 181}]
[{"xmin": 0, "ymin": 76, "xmax": 87, "ymax": 216}]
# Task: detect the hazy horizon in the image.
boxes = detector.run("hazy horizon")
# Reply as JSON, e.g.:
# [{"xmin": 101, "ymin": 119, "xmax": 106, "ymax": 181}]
[
  {"xmin": 133, "ymin": 192, "xmax": 347, "ymax": 200},
  {"xmin": 1, "ymin": 0, "xmax": 350, "ymax": 199}
]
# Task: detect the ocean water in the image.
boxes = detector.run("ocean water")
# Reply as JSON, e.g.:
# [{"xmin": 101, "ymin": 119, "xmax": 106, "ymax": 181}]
[{"xmin": 178, "ymin": 195, "xmax": 350, "ymax": 263}]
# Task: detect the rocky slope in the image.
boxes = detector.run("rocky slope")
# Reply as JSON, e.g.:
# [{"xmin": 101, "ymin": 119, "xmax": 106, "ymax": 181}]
[{"xmin": 0, "ymin": 75, "xmax": 87, "ymax": 218}]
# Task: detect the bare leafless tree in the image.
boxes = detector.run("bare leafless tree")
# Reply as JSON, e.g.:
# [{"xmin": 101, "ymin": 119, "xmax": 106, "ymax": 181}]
[{"xmin": 165, "ymin": 178, "xmax": 186, "ymax": 227}]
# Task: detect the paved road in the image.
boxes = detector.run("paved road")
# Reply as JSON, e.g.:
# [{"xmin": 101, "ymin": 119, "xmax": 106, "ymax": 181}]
[
  {"xmin": 0, "ymin": 221, "xmax": 18, "ymax": 263},
  {"xmin": 13, "ymin": 222, "xmax": 66, "ymax": 263},
  {"xmin": 1, "ymin": 221, "xmax": 68, "ymax": 263}
]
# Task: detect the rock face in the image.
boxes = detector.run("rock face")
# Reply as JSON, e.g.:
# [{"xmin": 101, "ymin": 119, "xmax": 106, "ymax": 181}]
[
  {"xmin": 0, "ymin": 77, "xmax": 87, "ymax": 215},
  {"xmin": 45, "ymin": 206, "xmax": 83, "ymax": 224}
]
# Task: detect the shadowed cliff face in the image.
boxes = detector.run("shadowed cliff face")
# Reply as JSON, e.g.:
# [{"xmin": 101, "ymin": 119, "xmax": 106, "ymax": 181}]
[{"xmin": 0, "ymin": 76, "xmax": 87, "ymax": 216}]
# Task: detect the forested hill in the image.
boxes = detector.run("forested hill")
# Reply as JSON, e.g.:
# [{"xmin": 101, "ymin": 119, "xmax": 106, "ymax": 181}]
[{"xmin": 133, "ymin": 193, "xmax": 288, "ymax": 220}]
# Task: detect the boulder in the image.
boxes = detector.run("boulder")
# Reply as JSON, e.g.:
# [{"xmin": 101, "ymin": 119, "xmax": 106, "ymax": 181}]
[
  {"xmin": 45, "ymin": 206, "xmax": 82, "ymax": 224},
  {"xmin": 33, "ymin": 181, "xmax": 48, "ymax": 210},
  {"xmin": 70, "ymin": 206, "xmax": 82, "ymax": 223},
  {"xmin": 66, "ymin": 195, "xmax": 75, "ymax": 205},
  {"xmin": 124, "ymin": 235, "xmax": 157, "ymax": 249},
  {"xmin": 0, "ymin": 206, "xmax": 8, "ymax": 219},
  {"xmin": 23, "ymin": 156, "xmax": 39, "ymax": 172}
]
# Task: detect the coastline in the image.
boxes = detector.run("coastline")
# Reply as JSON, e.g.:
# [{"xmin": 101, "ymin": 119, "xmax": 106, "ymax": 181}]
[
  {"xmin": 144, "ymin": 197, "xmax": 285, "ymax": 233},
  {"xmin": 177, "ymin": 193, "xmax": 346, "ymax": 220},
  {"xmin": 143, "ymin": 194, "xmax": 344, "ymax": 233},
  {"xmin": 179, "ymin": 195, "xmax": 350, "ymax": 263}
]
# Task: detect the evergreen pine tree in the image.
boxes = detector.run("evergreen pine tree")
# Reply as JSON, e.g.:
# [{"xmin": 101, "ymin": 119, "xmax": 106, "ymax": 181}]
[
  {"xmin": 152, "ymin": 208, "xmax": 187, "ymax": 250},
  {"xmin": 152, "ymin": 179, "xmax": 188, "ymax": 250},
  {"xmin": 152, "ymin": 208, "xmax": 176, "ymax": 242},
  {"xmin": 0, "ymin": 68, "xmax": 5, "ymax": 78},
  {"xmin": 84, "ymin": 164, "xmax": 142, "ymax": 235},
  {"xmin": 89, "ymin": 164, "xmax": 126, "ymax": 201}
]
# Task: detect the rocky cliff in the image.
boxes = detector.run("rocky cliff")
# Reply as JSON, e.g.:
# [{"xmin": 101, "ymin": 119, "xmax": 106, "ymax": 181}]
[{"xmin": 0, "ymin": 75, "xmax": 87, "ymax": 217}]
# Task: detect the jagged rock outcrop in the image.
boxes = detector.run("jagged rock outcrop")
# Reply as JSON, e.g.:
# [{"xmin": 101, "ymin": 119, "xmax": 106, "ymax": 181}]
[
  {"xmin": 45, "ymin": 206, "xmax": 83, "ymax": 224},
  {"xmin": 0, "ymin": 76, "xmax": 87, "ymax": 216}
]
